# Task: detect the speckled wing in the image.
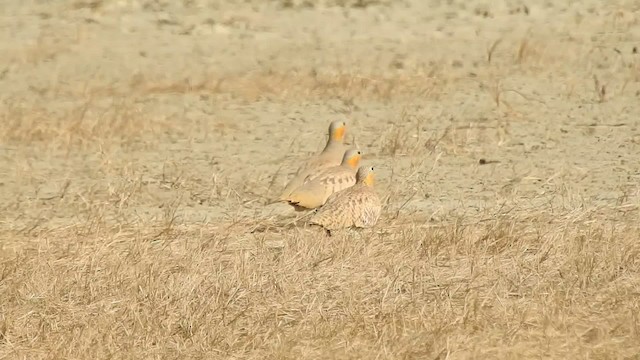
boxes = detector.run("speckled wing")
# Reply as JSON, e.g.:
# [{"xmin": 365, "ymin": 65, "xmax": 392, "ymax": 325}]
[
  {"xmin": 310, "ymin": 186, "xmax": 381, "ymax": 230},
  {"xmin": 313, "ymin": 167, "xmax": 357, "ymax": 196},
  {"xmin": 352, "ymin": 190, "xmax": 381, "ymax": 228},
  {"xmin": 279, "ymin": 162, "xmax": 329, "ymax": 201},
  {"xmin": 279, "ymin": 143, "xmax": 350, "ymax": 200},
  {"xmin": 286, "ymin": 166, "xmax": 357, "ymax": 209}
]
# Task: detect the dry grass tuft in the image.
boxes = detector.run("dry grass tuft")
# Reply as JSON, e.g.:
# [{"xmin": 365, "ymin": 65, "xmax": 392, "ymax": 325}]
[
  {"xmin": 278, "ymin": 0, "xmax": 391, "ymax": 9},
  {"xmin": 0, "ymin": 98, "xmax": 178, "ymax": 150},
  {"xmin": 130, "ymin": 71, "xmax": 445, "ymax": 103},
  {"xmin": 1, "ymin": 214, "xmax": 639, "ymax": 359}
]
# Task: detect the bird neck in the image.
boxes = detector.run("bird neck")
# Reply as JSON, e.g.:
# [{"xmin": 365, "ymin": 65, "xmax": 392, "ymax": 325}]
[{"xmin": 323, "ymin": 139, "xmax": 340, "ymax": 151}]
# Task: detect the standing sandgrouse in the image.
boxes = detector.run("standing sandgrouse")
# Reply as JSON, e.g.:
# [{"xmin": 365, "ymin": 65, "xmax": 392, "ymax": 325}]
[
  {"xmin": 309, "ymin": 166, "xmax": 381, "ymax": 235},
  {"xmin": 279, "ymin": 120, "xmax": 350, "ymax": 201}
]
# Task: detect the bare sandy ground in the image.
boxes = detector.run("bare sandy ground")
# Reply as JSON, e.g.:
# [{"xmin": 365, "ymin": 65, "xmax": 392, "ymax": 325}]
[{"xmin": 1, "ymin": 0, "xmax": 639, "ymax": 358}]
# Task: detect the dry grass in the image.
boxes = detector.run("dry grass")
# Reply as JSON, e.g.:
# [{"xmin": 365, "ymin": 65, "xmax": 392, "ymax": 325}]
[
  {"xmin": 3, "ymin": 120, "xmax": 639, "ymax": 359},
  {"xmin": 1, "ymin": 109, "xmax": 640, "ymax": 358},
  {"xmin": 2, "ymin": 0, "xmax": 640, "ymax": 358},
  {"xmin": 1, "ymin": 210, "xmax": 640, "ymax": 359},
  {"xmin": 2, "ymin": 79, "xmax": 640, "ymax": 360},
  {"xmin": 2, "ymin": 75, "xmax": 640, "ymax": 359}
]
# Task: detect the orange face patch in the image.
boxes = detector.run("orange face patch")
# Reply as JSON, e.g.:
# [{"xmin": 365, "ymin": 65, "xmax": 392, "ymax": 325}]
[
  {"xmin": 348, "ymin": 154, "xmax": 361, "ymax": 168},
  {"xmin": 364, "ymin": 172, "xmax": 375, "ymax": 186},
  {"xmin": 332, "ymin": 126, "xmax": 345, "ymax": 141}
]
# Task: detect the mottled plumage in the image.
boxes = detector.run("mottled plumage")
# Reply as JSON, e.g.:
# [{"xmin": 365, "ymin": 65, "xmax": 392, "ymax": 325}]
[
  {"xmin": 285, "ymin": 149, "xmax": 361, "ymax": 210},
  {"xmin": 309, "ymin": 166, "xmax": 381, "ymax": 234},
  {"xmin": 279, "ymin": 120, "xmax": 350, "ymax": 201}
]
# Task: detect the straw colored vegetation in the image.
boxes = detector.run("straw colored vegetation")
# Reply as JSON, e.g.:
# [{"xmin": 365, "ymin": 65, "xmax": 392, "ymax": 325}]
[{"xmin": 1, "ymin": 0, "xmax": 640, "ymax": 358}]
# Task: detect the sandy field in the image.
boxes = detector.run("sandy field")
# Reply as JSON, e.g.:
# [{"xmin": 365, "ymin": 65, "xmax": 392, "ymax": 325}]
[{"xmin": 1, "ymin": 0, "xmax": 640, "ymax": 358}]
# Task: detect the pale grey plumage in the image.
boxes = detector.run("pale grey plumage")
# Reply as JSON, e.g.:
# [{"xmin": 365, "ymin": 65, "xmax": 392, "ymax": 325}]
[
  {"xmin": 285, "ymin": 149, "xmax": 361, "ymax": 210},
  {"xmin": 278, "ymin": 120, "xmax": 350, "ymax": 201}
]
